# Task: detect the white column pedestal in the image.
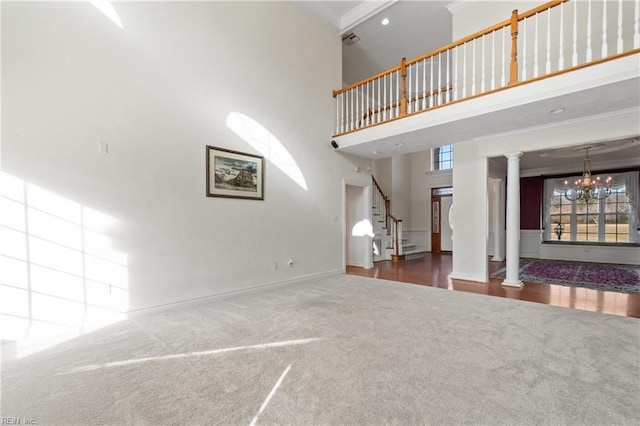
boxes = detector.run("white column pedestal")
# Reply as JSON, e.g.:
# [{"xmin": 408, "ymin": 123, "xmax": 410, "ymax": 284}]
[{"xmin": 502, "ymin": 152, "xmax": 523, "ymax": 288}]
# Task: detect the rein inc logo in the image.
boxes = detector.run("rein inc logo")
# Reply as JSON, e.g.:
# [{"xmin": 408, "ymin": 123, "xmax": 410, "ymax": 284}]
[{"xmin": 1, "ymin": 418, "xmax": 36, "ymax": 425}]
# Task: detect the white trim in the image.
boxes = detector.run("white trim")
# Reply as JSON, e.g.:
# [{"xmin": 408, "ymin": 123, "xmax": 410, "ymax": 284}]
[
  {"xmin": 339, "ymin": 0, "xmax": 397, "ymax": 35},
  {"xmin": 446, "ymin": 0, "xmax": 471, "ymax": 14},
  {"xmin": 126, "ymin": 269, "xmax": 345, "ymax": 320},
  {"xmin": 450, "ymin": 272, "xmax": 487, "ymax": 283},
  {"xmin": 473, "ymin": 106, "xmax": 640, "ymax": 143}
]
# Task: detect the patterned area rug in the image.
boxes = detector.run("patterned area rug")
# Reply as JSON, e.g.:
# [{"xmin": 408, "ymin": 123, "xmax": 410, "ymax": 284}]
[{"xmin": 492, "ymin": 259, "xmax": 640, "ymax": 294}]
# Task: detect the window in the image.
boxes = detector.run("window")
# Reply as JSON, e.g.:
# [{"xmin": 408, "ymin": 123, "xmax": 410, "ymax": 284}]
[
  {"xmin": 433, "ymin": 145, "xmax": 453, "ymax": 170},
  {"xmin": 543, "ymin": 171, "xmax": 639, "ymax": 244}
]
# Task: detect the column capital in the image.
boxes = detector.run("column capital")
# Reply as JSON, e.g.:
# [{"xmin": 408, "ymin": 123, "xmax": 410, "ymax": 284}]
[{"xmin": 504, "ymin": 151, "xmax": 523, "ymax": 160}]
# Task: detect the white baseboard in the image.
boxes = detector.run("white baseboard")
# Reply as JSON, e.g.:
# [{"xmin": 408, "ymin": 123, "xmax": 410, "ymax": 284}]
[
  {"xmin": 125, "ymin": 269, "xmax": 345, "ymax": 320},
  {"xmin": 450, "ymin": 272, "xmax": 488, "ymax": 283}
]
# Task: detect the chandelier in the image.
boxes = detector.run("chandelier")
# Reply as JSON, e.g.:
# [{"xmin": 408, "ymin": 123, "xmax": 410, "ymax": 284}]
[{"xmin": 563, "ymin": 147, "xmax": 612, "ymax": 201}]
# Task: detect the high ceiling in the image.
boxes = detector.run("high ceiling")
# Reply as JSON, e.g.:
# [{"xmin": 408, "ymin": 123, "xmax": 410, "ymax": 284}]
[{"xmin": 295, "ymin": 0, "xmax": 453, "ymax": 85}]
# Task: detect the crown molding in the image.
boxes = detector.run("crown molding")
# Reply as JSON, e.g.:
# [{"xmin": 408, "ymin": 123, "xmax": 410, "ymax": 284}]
[
  {"xmin": 339, "ymin": 0, "xmax": 397, "ymax": 35},
  {"xmin": 446, "ymin": 0, "xmax": 471, "ymax": 14}
]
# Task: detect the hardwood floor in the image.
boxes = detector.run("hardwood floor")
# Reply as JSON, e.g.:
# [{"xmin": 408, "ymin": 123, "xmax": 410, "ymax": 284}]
[{"xmin": 346, "ymin": 253, "xmax": 640, "ymax": 319}]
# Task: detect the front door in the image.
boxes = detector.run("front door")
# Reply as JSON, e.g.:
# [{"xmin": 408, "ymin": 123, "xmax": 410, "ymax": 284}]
[{"xmin": 431, "ymin": 187, "xmax": 453, "ymax": 252}]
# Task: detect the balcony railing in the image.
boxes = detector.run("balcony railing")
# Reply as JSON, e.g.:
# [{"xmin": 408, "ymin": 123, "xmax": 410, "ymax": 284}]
[{"xmin": 332, "ymin": 0, "xmax": 640, "ymax": 137}]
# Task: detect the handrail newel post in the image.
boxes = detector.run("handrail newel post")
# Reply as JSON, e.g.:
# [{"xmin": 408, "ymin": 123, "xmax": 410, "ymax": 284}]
[
  {"xmin": 400, "ymin": 57, "xmax": 407, "ymax": 115},
  {"xmin": 509, "ymin": 9, "xmax": 519, "ymax": 86}
]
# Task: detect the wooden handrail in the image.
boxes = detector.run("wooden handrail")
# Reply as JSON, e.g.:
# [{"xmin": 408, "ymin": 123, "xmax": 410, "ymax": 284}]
[
  {"xmin": 372, "ymin": 174, "xmax": 405, "ymax": 259},
  {"xmin": 372, "ymin": 175, "xmax": 388, "ymax": 201},
  {"xmin": 333, "ymin": 65, "xmax": 401, "ymax": 97}
]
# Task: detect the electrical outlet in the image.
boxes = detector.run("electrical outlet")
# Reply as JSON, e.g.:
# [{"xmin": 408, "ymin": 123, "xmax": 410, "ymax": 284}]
[
  {"xmin": 273, "ymin": 262, "xmax": 279, "ymax": 270},
  {"xmin": 288, "ymin": 259, "xmax": 293, "ymax": 267}
]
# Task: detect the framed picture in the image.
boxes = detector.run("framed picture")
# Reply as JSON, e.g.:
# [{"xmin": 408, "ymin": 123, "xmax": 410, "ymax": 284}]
[{"xmin": 206, "ymin": 145, "xmax": 264, "ymax": 200}]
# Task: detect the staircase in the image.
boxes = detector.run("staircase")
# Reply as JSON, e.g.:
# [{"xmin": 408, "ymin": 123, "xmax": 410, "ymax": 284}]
[{"xmin": 371, "ymin": 176, "xmax": 425, "ymax": 263}]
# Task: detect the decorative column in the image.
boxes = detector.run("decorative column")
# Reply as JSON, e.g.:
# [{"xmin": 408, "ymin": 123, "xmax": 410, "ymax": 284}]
[
  {"xmin": 503, "ymin": 152, "xmax": 523, "ymax": 287},
  {"xmin": 490, "ymin": 178, "xmax": 504, "ymax": 262}
]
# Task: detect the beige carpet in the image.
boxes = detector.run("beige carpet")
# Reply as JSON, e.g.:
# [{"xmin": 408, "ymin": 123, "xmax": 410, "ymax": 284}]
[{"xmin": 2, "ymin": 274, "xmax": 639, "ymax": 425}]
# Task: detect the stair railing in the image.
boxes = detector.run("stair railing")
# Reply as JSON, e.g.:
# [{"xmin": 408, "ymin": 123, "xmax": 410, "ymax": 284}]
[
  {"xmin": 332, "ymin": 0, "xmax": 640, "ymax": 136},
  {"xmin": 372, "ymin": 176, "xmax": 404, "ymax": 261}
]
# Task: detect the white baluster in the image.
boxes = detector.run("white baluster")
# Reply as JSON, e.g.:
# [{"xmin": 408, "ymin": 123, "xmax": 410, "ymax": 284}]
[
  {"xmin": 377, "ymin": 78, "xmax": 381, "ymax": 123},
  {"xmin": 602, "ymin": 0, "xmax": 608, "ymax": 58},
  {"xmin": 481, "ymin": 36, "xmax": 485, "ymax": 93},
  {"xmin": 429, "ymin": 57, "xmax": 434, "ymax": 107},
  {"xmin": 617, "ymin": 0, "xmax": 624, "ymax": 53},
  {"xmin": 384, "ymin": 74, "xmax": 388, "ymax": 121},
  {"xmin": 522, "ymin": 18, "xmax": 527, "ymax": 80},
  {"xmin": 365, "ymin": 82, "xmax": 369, "ymax": 126},
  {"xmin": 349, "ymin": 89, "xmax": 354, "ymax": 131},
  {"xmin": 422, "ymin": 58, "xmax": 427, "ymax": 110},
  {"xmin": 471, "ymin": 38, "xmax": 476, "ymax": 95},
  {"xmin": 559, "ymin": 2, "xmax": 565, "ymax": 70},
  {"xmin": 454, "ymin": 46, "xmax": 459, "ymax": 101},
  {"xmin": 438, "ymin": 52, "xmax": 442, "ymax": 104},
  {"xmin": 546, "ymin": 7, "xmax": 551, "ymax": 74},
  {"xmin": 396, "ymin": 70, "xmax": 400, "ymax": 117},
  {"xmin": 533, "ymin": 13, "xmax": 539, "ymax": 77},
  {"xmin": 358, "ymin": 86, "xmax": 362, "ymax": 128},
  {"xmin": 572, "ymin": 0, "xmax": 578, "ymax": 66},
  {"xmin": 408, "ymin": 63, "xmax": 412, "ymax": 113},
  {"xmin": 491, "ymin": 30, "xmax": 496, "ymax": 90},
  {"xmin": 463, "ymin": 41, "xmax": 467, "ymax": 98},
  {"xmin": 415, "ymin": 60, "xmax": 419, "ymax": 111},
  {"xmin": 361, "ymin": 84, "xmax": 364, "ymax": 126},
  {"xmin": 635, "ymin": 0, "xmax": 640, "ymax": 48},
  {"xmin": 501, "ymin": 27, "xmax": 506, "ymax": 87},
  {"xmin": 587, "ymin": 0, "xmax": 593, "ymax": 62},
  {"xmin": 354, "ymin": 87, "xmax": 358, "ymax": 129},
  {"xmin": 446, "ymin": 49, "xmax": 451, "ymax": 103},
  {"xmin": 335, "ymin": 93, "xmax": 339, "ymax": 134}
]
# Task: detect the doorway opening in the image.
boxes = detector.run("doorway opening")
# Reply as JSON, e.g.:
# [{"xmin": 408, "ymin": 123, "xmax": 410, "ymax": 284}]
[
  {"xmin": 431, "ymin": 187, "xmax": 453, "ymax": 253},
  {"xmin": 343, "ymin": 180, "xmax": 373, "ymax": 270}
]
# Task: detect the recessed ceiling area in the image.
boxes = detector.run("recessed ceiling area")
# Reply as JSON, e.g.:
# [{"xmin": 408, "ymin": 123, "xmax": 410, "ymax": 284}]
[
  {"xmin": 491, "ymin": 137, "xmax": 640, "ymax": 176},
  {"xmin": 341, "ymin": 1, "xmax": 452, "ymax": 84}
]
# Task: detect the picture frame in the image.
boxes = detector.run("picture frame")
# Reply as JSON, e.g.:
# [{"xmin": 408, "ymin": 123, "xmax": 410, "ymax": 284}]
[{"xmin": 206, "ymin": 145, "xmax": 264, "ymax": 200}]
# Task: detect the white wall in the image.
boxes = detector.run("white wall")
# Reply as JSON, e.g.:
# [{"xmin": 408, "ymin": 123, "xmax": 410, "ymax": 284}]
[
  {"xmin": 1, "ymin": 2, "xmax": 365, "ymax": 318},
  {"xmin": 391, "ymin": 154, "xmax": 412, "ymax": 228},
  {"xmin": 372, "ymin": 157, "xmax": 392, "ymax": 195},
  {"xmin": 452, "ymin": 1, "xmax": 543, "ymax": 39}
]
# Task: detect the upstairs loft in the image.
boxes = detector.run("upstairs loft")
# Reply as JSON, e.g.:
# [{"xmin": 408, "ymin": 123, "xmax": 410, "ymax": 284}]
[{"xmin": 331, "ymin": 0, "xmax": 640, "ymax": 159}]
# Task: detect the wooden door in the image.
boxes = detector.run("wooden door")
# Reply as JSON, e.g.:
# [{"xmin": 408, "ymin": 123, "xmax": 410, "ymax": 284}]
[{"xmin": 431, "ymin": 187, "xmax": 453, "ymax": 253}]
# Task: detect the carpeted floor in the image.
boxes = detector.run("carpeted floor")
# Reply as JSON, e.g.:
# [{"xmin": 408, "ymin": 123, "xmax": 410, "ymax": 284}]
[
  {"xmin": 492, "ymin": 259, "xmax": 640, "ymax": 294},
  {"xmin": 2, "ymin": 274, "xmax": 639, "ymax": 425}
]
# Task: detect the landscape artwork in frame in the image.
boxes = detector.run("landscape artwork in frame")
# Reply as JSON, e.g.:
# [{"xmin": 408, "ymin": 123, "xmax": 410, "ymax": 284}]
[{"xmin": 206, "ymin": 145, "xmax": 264, "ymax": 200}]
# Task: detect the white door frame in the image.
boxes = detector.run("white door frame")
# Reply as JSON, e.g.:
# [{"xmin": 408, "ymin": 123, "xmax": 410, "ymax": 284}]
[{"xmin": 342, "ymin": 178, "xmax": 374, "ymax": 270}]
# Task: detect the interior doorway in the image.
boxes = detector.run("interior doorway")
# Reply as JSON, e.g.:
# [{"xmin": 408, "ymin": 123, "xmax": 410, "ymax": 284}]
[
  {"xmin": 343, "ymin": 180, "xmax": 373, "ymax": 270},
  {"xmin": 431, "ymin": 187, "xmax": 453, "ymax": 253}
]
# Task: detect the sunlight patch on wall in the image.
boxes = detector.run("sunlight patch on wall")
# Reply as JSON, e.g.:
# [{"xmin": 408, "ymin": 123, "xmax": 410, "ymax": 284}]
[
  {"xmin": 0, "ymin": 172, "xmax": 128, "ymax": 359},
  {"xmin": 352, "ymin": 219, "xmax": 374, "ymax": 238},
  {"xmin": 226, "ymin": 112, "xmax": 308, "ymax": 191},
  {"xmin": 89, "ymin": 0, "xmax": 123, "ymax": 29}
]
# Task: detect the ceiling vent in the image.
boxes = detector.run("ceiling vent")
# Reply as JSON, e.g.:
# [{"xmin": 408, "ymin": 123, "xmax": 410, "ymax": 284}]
[{"xmin": 342, "ymin": 32, "xmax": 360, "ymax": 46}]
